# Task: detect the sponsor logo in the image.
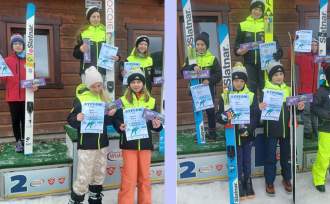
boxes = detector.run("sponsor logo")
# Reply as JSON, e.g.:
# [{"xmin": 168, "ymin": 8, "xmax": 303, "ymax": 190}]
[
  {"xmin": 48, "ymin": 177, "xmax": 55, "ymax": 185},
  {"xmin": 107, "ymin": 151, "xmax": 122, "ymax": 161},
  {"xmin": 216, "ymin": 163, "xmax": 224, "ymax": 171},
  {"xmin": 30, "ymin": 179, "xmax": 44, "ymax": 187},
  {"xmin": 106, "ymin": 166, "xmax": 116, "ymax": 176},
  {"xmin": 199, "ymin": 165, "xmax": 213, "ymax": 173},
  {"xmin": 58, "ymin": 177, "xmax": 65, "ymax": 184}
]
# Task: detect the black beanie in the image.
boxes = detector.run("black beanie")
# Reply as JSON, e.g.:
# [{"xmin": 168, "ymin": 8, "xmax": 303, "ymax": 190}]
[
  {"xmin": 86, "ymin": 6, "xmax": 100, "ymax": 21},
  {"xmin": 135, "ymin": 35, "xmax": 150, "ymax": 47},
  {"xmin": 250, "ymin": 0, "xmax": 265, "ymax": 13},
  {"xmin": 195, "ymin": 32, "xmax": 210, "ymax": 49},
  {"xmin": 267, "ymin": 61, "xmax": 285, "ymax": 79}
]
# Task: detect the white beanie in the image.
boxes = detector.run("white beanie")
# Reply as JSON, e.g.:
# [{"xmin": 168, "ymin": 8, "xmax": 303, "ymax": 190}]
[{"xmin": 84, "ymin": 66, "xmax": 103, "ymax": 88}]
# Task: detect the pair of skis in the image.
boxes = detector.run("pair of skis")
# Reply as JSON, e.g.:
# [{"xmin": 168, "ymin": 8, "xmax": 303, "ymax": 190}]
[{"xmin": 181, "ymin": 0, "xmax": 238, "ymax": 203}]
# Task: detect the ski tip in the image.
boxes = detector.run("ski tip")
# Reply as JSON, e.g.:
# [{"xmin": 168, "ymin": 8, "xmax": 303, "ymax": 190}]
[
  {"xmin": 320, "ymin": 0, "xmax": 328, "ymax": 8},
  {"xmin": 181, "ymin": 0, "xmax": 188, "ymax": 6},
  {"xmin": 218, "ymin": 24, "xmax": 228, "ymax": 44},
  {"xmin": 26, "ymin": 3, "xmax": 36, "ymax": 18}
]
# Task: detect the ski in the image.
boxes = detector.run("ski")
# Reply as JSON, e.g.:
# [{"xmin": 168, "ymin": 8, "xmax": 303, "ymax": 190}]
[
  {"xmin": 318, "ymin": 0, "xmax": 328, "ymax": 88},
  {"xmin": 104, "ymin": 0, "xmax": 115, "ymax": 97},
  {"xmin": 288, "ymin": 32, "xmax": 297, "ymax": 202},
  {"xmin": 181, "ymin": 0, "xmax": 206, "ymax": 144},
  {"xmin": 218, "ymin": 24, "xmax": 239, "ymax": 204},
  {"xmin": 264, "ymin": 0, "xmax": 274, "ymax": 43},
  {"xmin": 24, "ymin": 2, "xmax": 36, "ymax": 155}
]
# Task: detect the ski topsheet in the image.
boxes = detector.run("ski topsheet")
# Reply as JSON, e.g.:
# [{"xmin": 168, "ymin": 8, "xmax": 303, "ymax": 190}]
[
  {"xmin": 105, "ymin": 0, "xmax": 115, "ymax": 98},
  {"xmin": 181, "ymin": 0, "xmax": 206, "ymax": 144},
  {"xmin": 24, "ymin": 3, "xmax": 36, "ymax": 155},
  {"xmin": 318, "ymin": 0, "xmax": 328, "ymax": 88},
  {"xmin": 264, "ymin": 0, "xmax": 274, "ymax": 43},
  {"xmin": 219, "ymin": 24, "xmax": 239, "ymax": 204}
]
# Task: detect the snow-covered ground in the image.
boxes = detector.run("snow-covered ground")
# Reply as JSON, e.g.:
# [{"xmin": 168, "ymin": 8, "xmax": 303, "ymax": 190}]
[
  {"xmin": 0, "ymin": 184, "xmax": 164, "ymax": 204},
  {"xmin": 1, "ymin": 172, "xmax": 329, "ymax": 204}
]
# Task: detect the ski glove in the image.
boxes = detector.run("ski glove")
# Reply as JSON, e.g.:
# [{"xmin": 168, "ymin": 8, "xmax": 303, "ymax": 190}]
[
  {"xmin": 273, "ymin": 49, "xmax": 283, "ymax": 61},
  {"xmin": 238, "ymin": 125, "xmax": 249, "ymax": 137}
]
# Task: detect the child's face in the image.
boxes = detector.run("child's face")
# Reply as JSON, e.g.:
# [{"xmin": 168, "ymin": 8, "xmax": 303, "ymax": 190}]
[
  {"xmin": 311, "ymin": 42, "xmax": 318, "ymax": 54},
  {"xmin": 251, "ymin": 7, "xmax": 263, "ymax": 19},
  {"xmin": 89, "ymin": 82, "xmax": 103, "ymax": 94},
  {"xmin": 13, "ymin": 42, "xmax": 24, "ymax": 53},
  {"xmin": 233, "ymin": 79, "xmax": 245, "ymax": 91},
  {"xmin": 129, "ymin": 80, "xmax": 144, "ymax": 93},
  {"xmin": 89, "ymin": 12, "xmax": 101, "ymax": 26},
  {"xmin": 137, "ymin": 42, "xmax": 148, "ymax": 54},
  {"xmin": 196, "ymin": 40, "xmax": 207, "ymax": 54},
  {"xmin": 271, "ymin": 72, "xmax": 285, "ymax": 85}
]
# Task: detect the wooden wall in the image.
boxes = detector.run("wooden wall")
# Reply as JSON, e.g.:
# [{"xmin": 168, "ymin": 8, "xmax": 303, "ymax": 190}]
[
  {"xmin": 177, "ymin": 0, "xmax": 318, "ymax": 126},
  {"xmin": 0, "ymin": 0, "xmax": 164, "ymax": 138}
]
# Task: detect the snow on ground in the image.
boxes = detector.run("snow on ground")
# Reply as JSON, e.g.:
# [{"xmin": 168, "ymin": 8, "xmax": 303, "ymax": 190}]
[
  {"xmin": 0, "ymin": 184, "xmax": 164, "ymax": 204},
  {"xmin": 296, "ymin": 171, "xmax": 330, "ymax": 204},
  {"xmin": 178, "ymin": 175, "xmax": 293, "ymax": 204},
  {"xmin": 1, "ymin": 172, "xmax": 329, "ymax": 204}
]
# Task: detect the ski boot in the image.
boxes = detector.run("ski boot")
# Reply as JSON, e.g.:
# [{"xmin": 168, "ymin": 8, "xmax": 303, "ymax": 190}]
[
  {"xmin": 315, "ymin": 185, "xmax": 325, "ymax": 192},
  {"xmin": 282, "ymin": 180, "xmax": 292, "ymax": 193},
  {"xmin": 88, "ymin": 185, "xmax": 104, "ymax": 204},
  {"xmin": 245, "ymin": 177, "xmax": 255, "ymax": 198},
  {"xmin": 68, "ymin": 191, "xmax": 84, "ymax": 204},
  {"xmin": 265, "ymin": 183, "xmax": 275, "ymax": 196},
  {"xmin": 15, "ymin": 141, "xmax": 23, "ymax": 153},
  {"xmin": 239, "ymin": 179, "xmax": 247, "ymax": 200}
]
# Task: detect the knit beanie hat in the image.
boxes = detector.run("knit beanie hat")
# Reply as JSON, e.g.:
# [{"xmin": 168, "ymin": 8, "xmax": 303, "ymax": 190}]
[
  {"xmin": 232, "ymin": 62, "xmax": 248, "ymax": 82},
  {"xmin": 250, "ymin": 0, "xmax": 265, "ymax": 13},
  {"xmin": 195, "ymin": 32, "xmax": 210, "ymax": 49},
  {"xmin": 266, "ymin": 60, "xmax": 285, "ymax": 79},
  {"xmin": 84, "ymin": 66, "xmax": 103, "ymax": 88},
  {"xmin": 127, "ymin": 69, "xmax": 146, "ymax": 85},
  {"xmin": 10, "ymin": 34, "xmax": 25, "ymax": 48},
  {"xmin": 86, "ymin": 6, "xmax": 100, "ymax": 21},
  {"xmin": 135, "ymin": 35, "xmax": 150, "ymax": 47},
  {"xmin": 312, "ymin": 37, "xmax": 319, "ymax": 44}
]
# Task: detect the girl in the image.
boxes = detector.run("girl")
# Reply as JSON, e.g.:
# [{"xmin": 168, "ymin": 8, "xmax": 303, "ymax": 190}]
[
  {"xmin": 235, "ymin": 0, "xmax": 283, "ymax": 94},
  {"xmin": 311, "ymin": 67, "xmax": 330, "ymax": 192},
  {"xmin": 121, "ymin": 35, "xmax": 154, "ymax": 93},
  {"xmin": 259, "ymin": 61, "xmax": 304, "ymax": 196},
  {"xmin": 73, "ymin": 6, "xmax": 119, "ymax": 82},
  {"xmin": 116, "ymin": 69, "xmax": 162, "ymax": 204},
  {"xmin": 182, "ymin": 32, "xmax": 222, "ymax": 140},
  {"xmin": 216, "ymin": 62, "xmax": 259, "ymax": 200},
  {"xmin": 67, "ymin": 66, "xmax": 118, "ymax": 204},
  {"xmin": 1, "ymin": 34, "xmax": 37, "ymax": 153}
]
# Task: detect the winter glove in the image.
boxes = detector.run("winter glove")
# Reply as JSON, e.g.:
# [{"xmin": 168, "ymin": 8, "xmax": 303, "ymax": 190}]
[
  {"xmin": 273, "ymin": 48, "xmax": 283, "ymax": 61},
  {"xmin": 238, "ymin": 125, "xmax": 249, "ymax": 137}
]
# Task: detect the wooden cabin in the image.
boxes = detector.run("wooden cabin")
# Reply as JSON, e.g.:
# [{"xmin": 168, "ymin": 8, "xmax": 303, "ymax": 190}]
[
  {"xmin": 0, "ymin": 0, "xmax": 164, "ymax": 139},
  {"xmin": 177, "ymin": 0, "xmax": 322, "ymax": 127}
]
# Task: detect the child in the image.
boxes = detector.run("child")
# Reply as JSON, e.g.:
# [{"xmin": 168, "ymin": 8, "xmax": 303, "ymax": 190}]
[
  {"xmin": 73, "ymin": 6, "xmax": 119, "ymax": 82},
  {"xmin": 311, "ymin": 67, "xmax": 330, "ymax": 192},
  {"xmin": 235, "ymin": 0, "xmax": 283, "ymax": 94},
  {"xmin": 67, "ymin": 66, "xmax": 118, "ymax": 204},
  {"xmin": 121, "ymin": 35, "xmax": 154, "ymax": 92},
  {"xmin": 216, "ymin": 62, "xmax": 259, "ymax": 200},
  {"xmin": 259, "ymin": 61, "xmax": 304, "ymax": 196},
  {"xmin": 182, "ymin": 32, "xmax": 222, "ymax": 140},
  {"xmin": 1, "ymin": 34, "xmax": 37, "ymax": 153},
  {"xmin": 116, "ymin": 69, "xmax": 163, "ymax": 204},
  {"xmin": 294, "ymin": 38, "xmax": 319, "ymax": 139}
]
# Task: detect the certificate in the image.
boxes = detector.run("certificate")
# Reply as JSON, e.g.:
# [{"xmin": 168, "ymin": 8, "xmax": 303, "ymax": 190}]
[
  {"xmin": 97, "ymin": 43, "xmax": 118, "ymax": 70},
  {"xmin": 81, "ymin": 102, "xmax": 105, "ymax": 133},
  {"xmin": 261, "ymin": 89, "xmax": 284, "ymax": 121},
  {"xmin": 229, "ymin": 94, "xmax": 250, "ymax": 124},
  {"xmin": 190, "ymin": 84, "xmax": 214, "ymax": 112},
  {"xmin": 294, "ymin": 30, "xmax": 313, "ymax": 53},
  {"xmin": 259, "ymin": 42, "xmax": 277, "ymax": 70},
  {"xmin": 124, "ymin": 108, "xmax": 149, "ymax": 141}
]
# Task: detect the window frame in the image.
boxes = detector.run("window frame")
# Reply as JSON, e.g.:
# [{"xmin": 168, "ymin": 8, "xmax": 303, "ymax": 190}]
[
  {"xmin": 177, "ymin": 4, "xmax": 229, "ymax": 77},
  {"xmin": 0, "ymin": 15, "xmax": 63, "ymax": 89}
]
